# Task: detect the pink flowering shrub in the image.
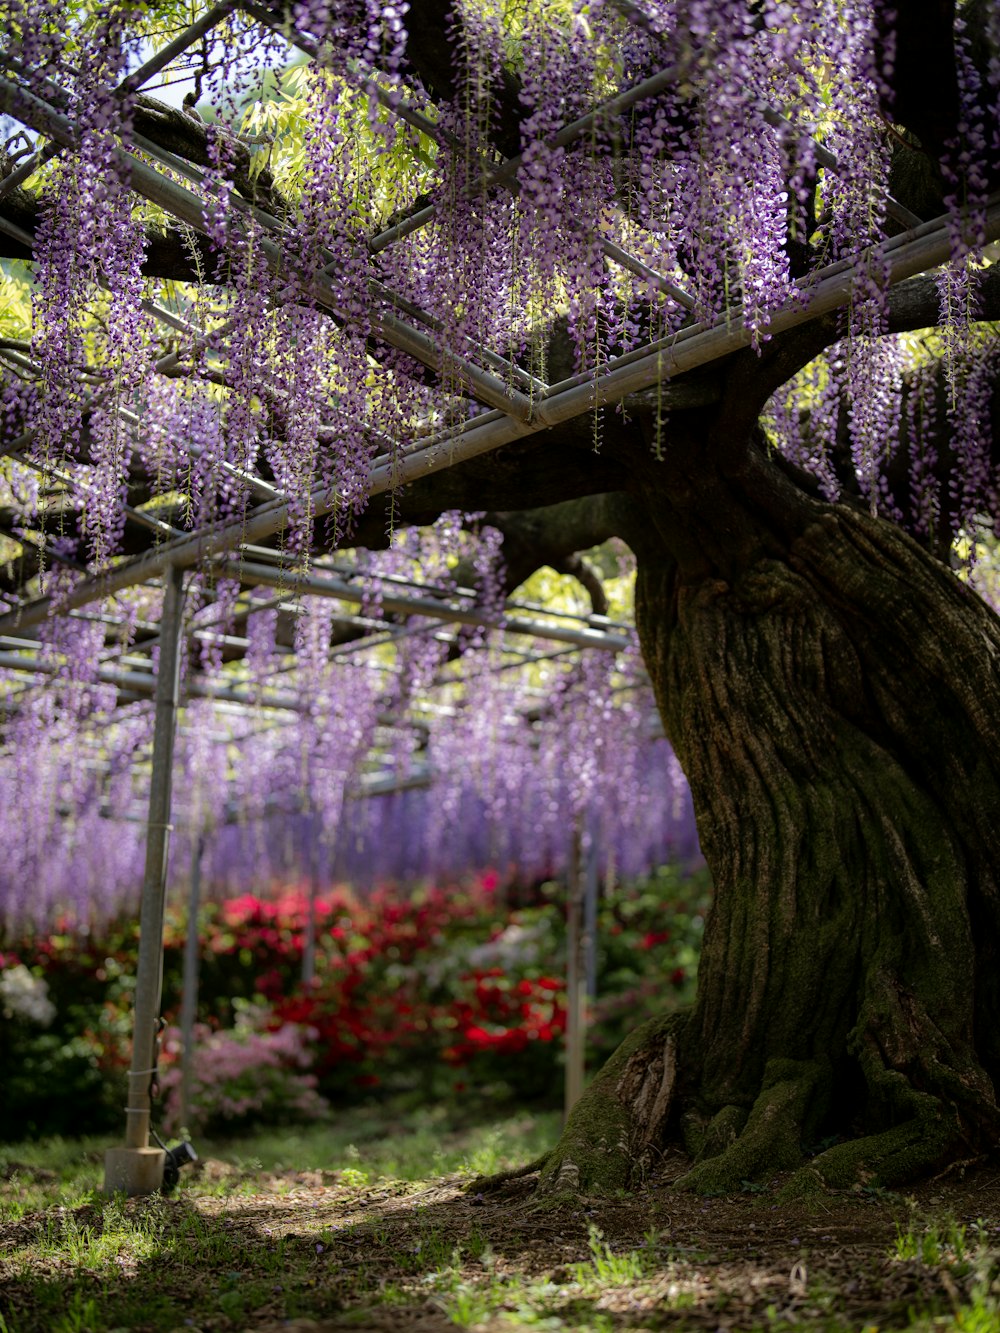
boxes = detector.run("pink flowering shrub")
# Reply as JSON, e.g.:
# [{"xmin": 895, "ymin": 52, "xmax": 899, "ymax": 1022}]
[
  {"xmin": 1, "ymin": 865, "xmax": 710, "ymax": 1137},
  {"xmin": 158, "ymin": 1009, "xmax": 326, "ymax": 1136}
]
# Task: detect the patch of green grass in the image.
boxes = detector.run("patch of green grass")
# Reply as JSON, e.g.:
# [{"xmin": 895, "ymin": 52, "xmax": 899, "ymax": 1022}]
[
  {"xmin": 190, "ymin": 1101, "xmax": 560, "ymax": 1183},
  {"xmin": 397, "ymin": 1224, "xmax": 456, "ymax": 1273},
  {"xmin": 0, "ymin": 1138, "xmax": 107, "ymax": 1218},
  {"xmin": 444, "ymin": 1278, "xmax": 499, "ymax": 1328},
  {"xmin": 0, "ymin": 1103, "xmax": 568, "ymax": 1332},
  {"xmin": 431, "ymin": 1225, "xmax": 669, "ymax": 1331},
  {"xmin": 47, "ymin": 1291, "xmax": 101, "ymax": 1333},
  {"xmin": 890, "ymin": 1214, "xmax": 1000, "ymax": 1333},
  {"xmin": 906, "ymin": 1285, "xmax": 1000, "ymax": 1333},
  {"xmin": 568, "ymin": 1222, "xmax": 651, "ymax": 1288},
  {"xmin": 12, "ymin": 1104, "xmax": 1000, "ymax": 1333},
  {"xmin": 0, "ymin": 1101, "xmax": 560, "ymax": 1215},
  {"xmin": 894, "ymin": 1218, "xmax": 972, "ymax": 1270}
]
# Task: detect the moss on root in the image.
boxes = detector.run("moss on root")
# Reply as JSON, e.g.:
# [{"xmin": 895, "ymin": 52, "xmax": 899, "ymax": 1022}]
[
  {"xmin": 675, "ymin": 1059, "xmax": 828, "ymax": 1194},
  {"xmin": 780, "ymin": 1073, "xmax": 959, "ymax": 1199},
  {"xmin": 681, "ymin": 1103, "xmax": 750, "ymax": 1163},
  {"xmin": 538, "ymin": 1013, "xmax": 687, "ymax": 1195},
  {"xmin": 473, "ymin": 975, "xmax": 986, "ymax": 1205}
]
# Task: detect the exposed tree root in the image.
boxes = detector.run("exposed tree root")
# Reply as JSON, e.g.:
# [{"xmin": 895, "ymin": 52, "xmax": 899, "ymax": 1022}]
[
  {"xmin": 466, "ymin": 1153, "xmax": 551, "ymax": 1195},
  {"xmin": 674, "ymin": 1061, "xmax": 961, "ymax": 1201},
  {"xmin": 536, "ymin": 1013, "xmax": 685, "ymax": 1194},
  {"xmin": 675, "ymin": 1059, "xmax": 828, "ymax": 1194},
  {"xmin": 781, "ymin": 1118, "xmax": 953, "ymax": 1199},
  {"xmin": 524, "ymin": 1006, "xmax": 992, "ymax": 1202},
  {"xmin": 780, "ymin": 1065, "xmax": 965, "ymax": 1198}
]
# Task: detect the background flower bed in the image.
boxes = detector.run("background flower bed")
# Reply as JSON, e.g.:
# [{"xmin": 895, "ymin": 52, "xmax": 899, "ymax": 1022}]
[{"xmin": 0, "ymin": 864, "xmax": 710, "ymax": 1140}]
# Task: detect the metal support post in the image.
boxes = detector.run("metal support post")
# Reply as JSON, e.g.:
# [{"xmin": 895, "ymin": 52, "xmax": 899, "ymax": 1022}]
[
  {"xmin": 584, "ymin": 830, "xmax": 600, "ymax": 1002},
  {"xmin": 104, "ymin": 565, "xmax": 185, "ymax": 1195},
  {"xmin": 564, "ymin": 822, "xmax": 587, "ymax": 1121},
  {"xmin": 302, "ymin": 811, "xmax": 319, "ymax": 987},
  {"xmin": 179, "ymin": 831, "xmax": 206, "ymax": 1132}
]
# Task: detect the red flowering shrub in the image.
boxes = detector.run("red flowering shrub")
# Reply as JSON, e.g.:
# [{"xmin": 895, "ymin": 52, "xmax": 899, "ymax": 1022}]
[
  {"xmin": 435, "ymin": 969, "xmax": 568, "ymax": 1099},
  {"xmin": 252, "ymin": 886, "xmax": 571, "ymax": 1100},
  {"xmin": 1, "ymin": 865, "xmax": 711, "ymax": 1134}
]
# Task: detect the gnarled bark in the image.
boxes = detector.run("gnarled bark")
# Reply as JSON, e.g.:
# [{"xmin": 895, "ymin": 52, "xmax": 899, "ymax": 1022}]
[
  {"xmin": 538, "ymin": 1014, "xmax": 685, "ymax": 1194},
  {"xmin": 539, "ymin": 442, "xmax": 1000, "ymax": 1197}
]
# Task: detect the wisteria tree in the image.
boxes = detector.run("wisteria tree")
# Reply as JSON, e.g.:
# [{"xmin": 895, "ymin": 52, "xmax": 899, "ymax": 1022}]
[{"xmin": 1, "ymin": 0, "xmax": 1000, "ymax": 1196}]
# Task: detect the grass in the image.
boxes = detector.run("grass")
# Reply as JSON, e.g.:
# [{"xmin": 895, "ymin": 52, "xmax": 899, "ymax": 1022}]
[
  {"xmin": 3, "ymin": 1102, "xmax": 1000, "ymax": 1332},
  {"xmin": 0, "ymin": 1099, "xmax": 557, "ymax": 1218},
  {"xmin": 893, "ymin": 1218, "xmax": 977, "ymax": 1271},
  {"xmin": 0, "ymin": 1100, "xmax": 564, "ymax": 1333}
]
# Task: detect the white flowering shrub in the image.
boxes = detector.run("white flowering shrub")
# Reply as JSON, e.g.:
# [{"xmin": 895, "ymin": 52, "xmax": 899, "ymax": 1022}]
[{"xmin": 0, "ymin": 965, "xmax": 56, "ymax": 1026}]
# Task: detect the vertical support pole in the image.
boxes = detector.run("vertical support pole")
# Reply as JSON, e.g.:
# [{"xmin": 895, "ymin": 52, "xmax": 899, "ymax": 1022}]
[
  {"xmin": 105, "ymin": 564, "xmax": 185, "ymax": 1196},
  {"xmin": 487, "ymin": 817, "xmax": 504, "ymax": 910},
  {"xmin": 302, "ymin": 803, "xmax": 318, "ymax": 986},
  {"xmin": 179, "ymin": 830, "xmax": 205, "ymax": 1131},
  {"xmin": 584, "ymin": 828, "xmax": 600, "ymax": 1002},
  {"xmin": 564, "ymin": 820, "xmax": 587, "ymax": 1121}
]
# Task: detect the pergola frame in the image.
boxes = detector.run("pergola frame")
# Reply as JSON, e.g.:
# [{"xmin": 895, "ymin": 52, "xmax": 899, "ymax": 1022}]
[
  {"xmin": 4, "ymin": 3, "xmax": 997, "ymax": 635},
  {"xmin": 2, "ymin": 0, "xmax": 996, "ymax": 1194}
]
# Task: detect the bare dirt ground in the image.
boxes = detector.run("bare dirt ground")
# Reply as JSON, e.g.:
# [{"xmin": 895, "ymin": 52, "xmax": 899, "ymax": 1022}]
[
  {"xmin": 220, "ymin": 1153, "xmax": 1000, "ymax": 1332},
  {"xmin": 5, "ymin": 1151, "xmax": 1000, "ymax": 1331}
]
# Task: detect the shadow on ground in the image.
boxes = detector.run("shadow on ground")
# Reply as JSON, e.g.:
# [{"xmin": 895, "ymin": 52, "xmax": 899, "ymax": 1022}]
[{"xmin": 4, "ymin": 1150, "xmax": 1000, "ymax": 1331}]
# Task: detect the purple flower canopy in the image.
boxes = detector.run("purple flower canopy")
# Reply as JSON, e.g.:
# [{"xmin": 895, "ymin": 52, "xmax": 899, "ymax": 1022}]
[
  {"xmin": 0, "ymin": 552, "xmax": 697, "ymax": 930},
  {"xmin": 0, "ymin": 0, "xmax": 998, "ymax": 929}
]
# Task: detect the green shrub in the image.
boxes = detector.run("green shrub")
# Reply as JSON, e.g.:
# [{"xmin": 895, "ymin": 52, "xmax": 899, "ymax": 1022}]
[{"xmin": 0, "ymin": 865, "xmax": 711, "ymax": 1139}]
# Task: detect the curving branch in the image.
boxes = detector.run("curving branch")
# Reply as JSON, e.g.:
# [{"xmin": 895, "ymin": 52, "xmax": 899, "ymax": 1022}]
[
  {"xmin": 715, "ymin": 267, "xmax": 1000, "ymax": 437},
  {"xmin": 548, "ymin": 553, "xmax": 612, "ymax": 616}
]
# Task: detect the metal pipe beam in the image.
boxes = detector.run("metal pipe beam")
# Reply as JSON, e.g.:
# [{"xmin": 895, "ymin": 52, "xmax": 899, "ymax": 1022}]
[
  {"xmin": 229, "ymin": 560, "xmax": 633, "ymax": 649},
  {"xmin": 0, "ymin": 648, "xmax": 306, "ymax": 712},
  {"xmin": 122, "ymin": 3, "xmax": 237, "ymax": 96},
  {"xmin": 0, "ymin": 76, "xmax": 534, "ymax": 423},
  {"xmin": 3, "ymin": 193, "xmax": 996, "ymax": 633}
]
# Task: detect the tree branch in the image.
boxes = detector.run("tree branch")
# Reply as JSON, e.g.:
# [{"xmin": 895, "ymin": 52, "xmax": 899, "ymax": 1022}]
[
  {"xmin": 878, "ymin": 1, "xmax": 959, "ymax": 162},
  {"xmin": 716, "ymin": 267, "xmax": 1000, "ymax": 437},
  {"xmin": 549, "ymin": 552, "xmax": 611, "ymax": 615}
]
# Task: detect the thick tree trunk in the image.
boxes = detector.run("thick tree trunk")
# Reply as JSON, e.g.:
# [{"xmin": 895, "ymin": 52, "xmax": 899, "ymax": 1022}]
[{"xmin": 540, "ymin": 441, "xmax": 1000, "ymax": 1196}]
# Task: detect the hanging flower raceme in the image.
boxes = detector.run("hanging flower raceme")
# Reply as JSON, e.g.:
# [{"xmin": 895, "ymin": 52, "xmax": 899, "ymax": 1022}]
[
  {"xmin": 945, "ymin": 341, "xmax": 1000, "ymax": 545},
  {"xmin": 818, "ymin": 0, "xmax": 890, "ymax": 262},
  {"xmin": 244, "ymin": 590, "xmax": 281, "ymax": 703},
  {"xmin": 903, "ymin": 365, "xmax": 942, "ymax": 544},
  {"xmin": 943, "ymin": 17, "xmax": 990, "ymax": 257},
  {"xmin": 512, "ymin": 0, "xmax": 623, "ymax": 374},
  {"xmin": 25, "ymin": 4, "xmax": 151, "ymax": 565},
  {"xmin": 764, "ymin": 357, "xmax": 843, "ymax": 501},
  {"xmin": 0, "ymin": 684, "xmax": 151, "ymax": 932},
  {"xmin": 175, "ymin": 698, "xmax": 232, "ymax": 836},
  {"xmin": 766, "ymin": 327, "xmax": 1000, "ymax": 548},
  {"xmin": 37, "ymin": 599, "xmax": 111, "ymax": 727},
  {"xmin": 844, "ymin": 322, "xmax": 905, "ymax": 517}
]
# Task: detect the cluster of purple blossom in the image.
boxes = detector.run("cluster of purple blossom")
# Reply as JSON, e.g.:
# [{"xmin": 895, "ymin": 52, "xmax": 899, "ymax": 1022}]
[
  {"xmin": 2, "ymin": 0, "xmax": 996, "ymax": 576},
  {"xmin": 0, "ymin": 516, "xmax": 696, "ymax": 933},
  {"xmin": 1, "ymin": 0, "xmax": 999, "ymax": 939},
  {"xmin": 763, "ymin": 327, "xmax": 999, "ymax": 542}
]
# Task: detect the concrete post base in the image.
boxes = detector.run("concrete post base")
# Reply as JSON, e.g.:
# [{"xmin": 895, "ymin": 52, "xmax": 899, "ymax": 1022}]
[{"xmin": 103, "ymin": 1146, "xmax": 165, "ymax": 1197}]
